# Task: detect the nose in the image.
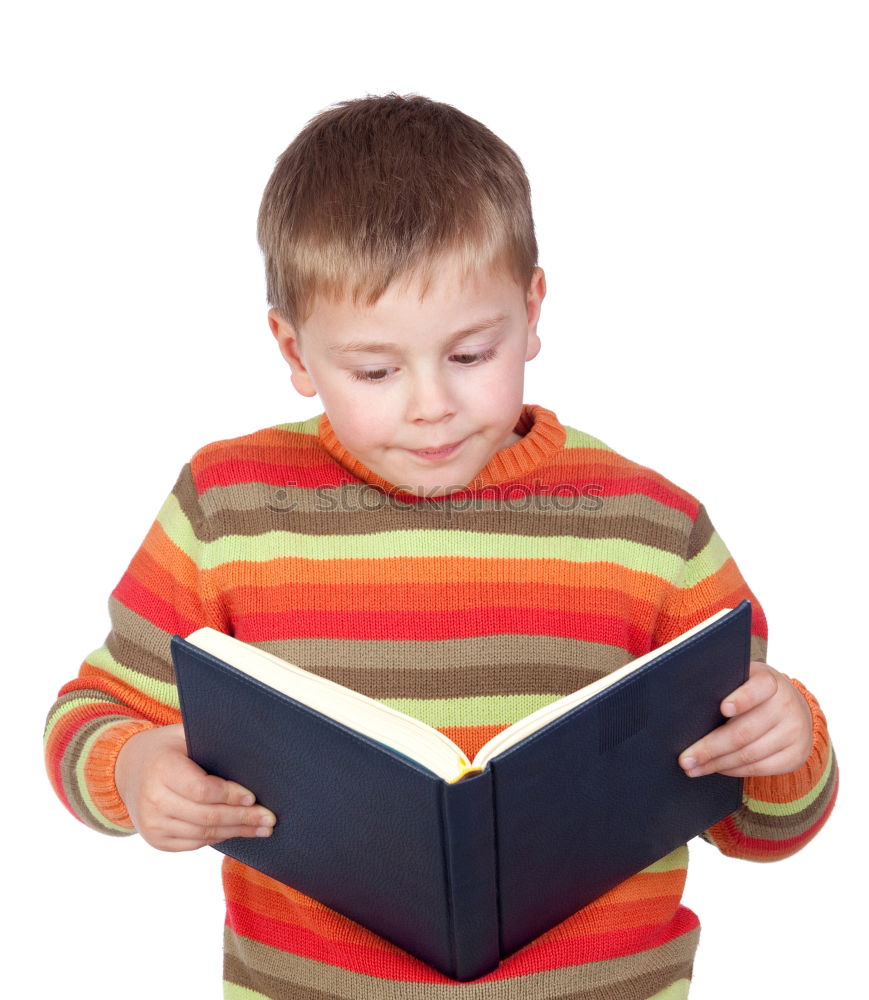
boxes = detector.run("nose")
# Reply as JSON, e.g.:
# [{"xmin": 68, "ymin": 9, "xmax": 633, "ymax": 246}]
[{"xmin": 405, "ymin": 371, "xmax": 456, "ymax": 424}]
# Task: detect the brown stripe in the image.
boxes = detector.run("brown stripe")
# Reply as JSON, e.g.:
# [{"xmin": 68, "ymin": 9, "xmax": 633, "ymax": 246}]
[
  {"xmin": 749, "ymin": 635, "xmax": 767, "ymax": 662},
  {"xmin": 257, "ymin": 635, "xmax": 633, "ymax": 699},
  {"xmin": 224, "ymin": 926, "xmax": 697, "ymax": 999},
  {"xmin": 50, "ymin": 688, "xmax": 126, "ymax": 716},
  {"xmin": 685, "ymin": 506, "xmax": 715, "ymax": 561},
  {"xmin": 101, "ymin": 620, "xmax": 634, "ymax": 700},
  {"xmin": 103, "ymin": 599, "xmax": 176, "ymax": 684},
  {"xmin": 733, "ymin": 755, "xmax": 838, "ymax": 840},
  {"xmin": 183, "ymin": 479, "xmax": 697, "ymax": 555},
  {"xmin": 172, "ymin": 463, "xmax": 204, "ymax": 530}
]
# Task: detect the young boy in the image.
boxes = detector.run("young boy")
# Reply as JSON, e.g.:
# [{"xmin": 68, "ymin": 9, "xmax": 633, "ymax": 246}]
[{"xmin": 45, "ymin": 95, "xmax": 836, "ymax": 999}]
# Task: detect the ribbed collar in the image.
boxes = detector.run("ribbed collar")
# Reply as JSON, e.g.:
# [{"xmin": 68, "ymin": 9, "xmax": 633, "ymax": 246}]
[{"xmin": 317, "ymin": 404, "xmax": 566, "ymax": 495}]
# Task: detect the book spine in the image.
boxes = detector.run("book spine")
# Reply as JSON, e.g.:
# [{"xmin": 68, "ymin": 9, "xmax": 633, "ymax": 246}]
[{"xmin": 439, "ymin": 771, "xmax": 500, "ymax": 981}]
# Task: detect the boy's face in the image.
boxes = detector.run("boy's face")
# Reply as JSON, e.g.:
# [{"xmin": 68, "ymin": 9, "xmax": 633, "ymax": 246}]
[{"xmin": 269, "ymin": 258, "xmax": 545, "ymax": 496}]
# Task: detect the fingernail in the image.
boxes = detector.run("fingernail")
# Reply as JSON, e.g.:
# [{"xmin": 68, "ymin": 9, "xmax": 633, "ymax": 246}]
[
  {"xmin": 240, "ymin": 794, "xmax": 255, "ymax": 806},
  {"xmin": 256, "ymin": 826, "xmax": 273, "ymax": 837},
  {"xmin": 681, "ymin": 756, "xmax": 697, "ymax": 771},
  {"xmin": 722, "ymin": 702, "xmax": 737, "ymax": 717}
]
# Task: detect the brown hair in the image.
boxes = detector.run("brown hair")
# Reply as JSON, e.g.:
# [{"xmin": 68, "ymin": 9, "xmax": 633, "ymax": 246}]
[{"xmin": 257, "ymin": 94, "xmax": 537, "ymax": 328}]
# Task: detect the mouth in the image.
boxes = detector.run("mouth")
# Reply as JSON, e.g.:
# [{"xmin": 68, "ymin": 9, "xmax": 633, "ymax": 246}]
[{"xmin": 408, "ymin": 438, "xmax": 466, "ymax": 460}]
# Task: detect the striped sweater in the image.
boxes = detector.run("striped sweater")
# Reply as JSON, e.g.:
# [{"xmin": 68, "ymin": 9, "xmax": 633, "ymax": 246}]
[{"xmin": 45, "ymin": 404, "xmax": 837, "ymax": 999}]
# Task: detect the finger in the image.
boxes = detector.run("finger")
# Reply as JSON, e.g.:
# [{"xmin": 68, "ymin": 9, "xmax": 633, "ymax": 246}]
[
  {"xmin": 714, "ymin": 747, "xmax": 807, "ymax": 778},
  {"xmin": 168, "ymin": 756, "xmax": 270, "ymax": 816},
  {"xmin": 683, "ymin": 725, "xmax": 786, "ymax": 777},
  {"xmin": 139, "ymin": 820, "xmax": 276, "ymax": 853},
  {"xmin": 172, "ymin": 766, "xmax": 261, "ymax": 810},
  {"xmin": 140, "ymin": 789, "xmax": 277, "ymax": 848},
  {"xmin": 221, "ymin": 779, "xmax": 265, "ymax": 808},
  {"xmin": 184, "ymin": 803, "xmax": 277, "ymax": 843},
  {"xmin": 680, "ymin": 700, "xmax": 779, "ymax": 774},
  {"xmin": 163, "ymin": 813, "xmax": 276, "ymax": 846},
  {"xmin": 719, "ymin": 662, "xmax": 779, "ymax": 718}
]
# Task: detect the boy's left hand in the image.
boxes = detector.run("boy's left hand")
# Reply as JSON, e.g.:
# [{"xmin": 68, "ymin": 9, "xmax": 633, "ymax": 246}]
[{"xmin": 679, "ymin": 662, "xmax": 813, "ymax": 778}]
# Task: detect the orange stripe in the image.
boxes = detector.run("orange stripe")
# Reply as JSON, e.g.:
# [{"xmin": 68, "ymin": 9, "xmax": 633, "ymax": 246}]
[
  {"xmin": 227, "ymin": 898, "xmax": 698, "ymax": 977},
  {"xmin": 223, "ymin": 858, "xmax": 687, "ymax": 943},
  {"xmin": 223, "ymin": 580, "xmax": 663, "ymax": 623},
  {"xmin": 707, "ymin": 778, "xmax": 838, "ymax": 862},
  {"xmin": 83, "ymin": 718, "xmax": 154, "ymax": 826},
  {"xmin": 539, "ymin": 895, "xmax": 684, "ymax": 941},
  {"xmin": 440, "ymin": 725, "xmax": 504, "ymax": 761},
  {"xmin": 72, "ymin": 668, "xmax": 182, "ymax": 726},
  {"xmin": 45, "ymin": 700, "xmax": 116, "ymax": 809},
  {"xmin": 136, "ymin": 526, "xmax": 201, "ymax": 604},
  {"xmin": 196, "ymin": 427, "xmax": 321, "ymax": 463},
  {"xmin": 195, "ymin": 425, "xmax": 697, "ymax": 508},
  {"xmin": 655, "ymin": 562, "xmax": 767, "ymax": 640},
  {"xmin": 224, "ymin": 861, "xmax": 398, "ymax": 949},
  {"xmin": 212, "ymin": 556, "xmax": 676, "ymax": 597},
  {"xmin": 587, "ymin": 867, "xmax": 687, "ymax": 908}
]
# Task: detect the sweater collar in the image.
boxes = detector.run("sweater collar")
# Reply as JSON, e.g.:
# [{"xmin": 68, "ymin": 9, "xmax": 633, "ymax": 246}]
[{"xmin": 317, "ymin": 404, "xmax": 566, "ymax": 495}]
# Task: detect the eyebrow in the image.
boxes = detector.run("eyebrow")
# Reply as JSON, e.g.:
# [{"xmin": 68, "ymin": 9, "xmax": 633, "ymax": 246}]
[{"xmin": 328, "ymin": 314, "xmax": 509, "ymax": 355}]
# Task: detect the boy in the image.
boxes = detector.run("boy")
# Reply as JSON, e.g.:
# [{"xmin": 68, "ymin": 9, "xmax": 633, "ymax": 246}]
[{"xmin": 45, "ymin": 95, "xmax": 836, "ymax": 999}]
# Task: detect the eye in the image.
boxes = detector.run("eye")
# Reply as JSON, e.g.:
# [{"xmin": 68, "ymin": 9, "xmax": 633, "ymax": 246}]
[
  {"xmin": 349, "ymin": 367, "xmax": 395, "ymax": 382},
  {"xmin": 451, "ymin": 348, "xmax": 498, "ymax": 366}
]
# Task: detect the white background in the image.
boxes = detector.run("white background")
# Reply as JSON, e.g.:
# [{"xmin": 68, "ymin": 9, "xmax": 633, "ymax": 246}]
[{"xmin": 4, "ymin": 2, "xmax": 865, "ymax": 996}]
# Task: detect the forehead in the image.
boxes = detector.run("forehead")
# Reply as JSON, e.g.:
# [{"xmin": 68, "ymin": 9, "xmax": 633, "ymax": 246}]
[{"xmin": 300, "ymin": 258, "xmax": 526, "ymax": 343}]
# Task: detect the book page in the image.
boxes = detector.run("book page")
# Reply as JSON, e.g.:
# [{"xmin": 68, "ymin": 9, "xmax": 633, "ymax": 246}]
[
  {"xmin": 470, "ymin": 608, "xmax": 732, "ymax": 769},
  {"xmin": 185, "ymin": 628, "xmax": 471, "ymax": 782}
]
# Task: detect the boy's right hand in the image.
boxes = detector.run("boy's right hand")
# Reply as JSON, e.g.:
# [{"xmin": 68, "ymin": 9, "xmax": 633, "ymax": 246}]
[{"xmin": 114, "ymin": 723, "xmax": 276, "ymax": 852}]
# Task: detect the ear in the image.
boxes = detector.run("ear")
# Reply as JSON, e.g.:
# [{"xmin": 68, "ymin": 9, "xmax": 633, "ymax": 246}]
[
  {"xmin": 268, "ymin": 309, "xmax": 318, "ymax": 397},
  {"xmin": 524, "ymin": 267, "xmax": 546, "ymax": 362}
]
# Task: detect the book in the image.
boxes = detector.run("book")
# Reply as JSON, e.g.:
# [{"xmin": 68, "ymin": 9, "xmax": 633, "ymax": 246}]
[{"xmin": 172, "ymin": 600, "xmax": 751, "ymax": 981}]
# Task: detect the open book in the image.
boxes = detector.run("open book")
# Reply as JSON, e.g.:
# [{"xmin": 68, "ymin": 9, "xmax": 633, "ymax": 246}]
[
  {"xmin": 183, "ymin": 606, "xmax": 735, "ymax": 784},
  {"xmin": 173, "ymin": 601, "xmax": 751, "ymax": 980}
]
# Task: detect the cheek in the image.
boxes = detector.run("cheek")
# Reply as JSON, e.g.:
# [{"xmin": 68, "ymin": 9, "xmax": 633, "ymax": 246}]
[
  {"xmin": 474, "ymin": 363, "xmax": 525, "ymax": 406},
  {"xmin": 331, "ymin": 398, "xmax": 393, "ymax": 449}
]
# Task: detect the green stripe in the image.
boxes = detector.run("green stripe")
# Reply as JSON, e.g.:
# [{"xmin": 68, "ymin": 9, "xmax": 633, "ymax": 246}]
[
  {"xmin": 640, "ymin": 845, "xmax": 689, "ymax": 874},
  {"xmin": 196, "ymin": 529, "xmax": 685, "ymax": 578},
  {"xmin": 269, "ymin": 415, "xmax": 321, "ymax": 436},
  {"xmin": 563, "ymin": 426, "xmax": 612, "ymax": 452},
  {"xmin": 88, "ymin": 646, "xmax": 180, "ymax": 710},
  {"xmin": 745, "ymin": 749, "xmax": 835, "ymax": 816},
  {"xmin": 74, "ymin": 720, "xmax": 136, "ymax": 834},
  {"xmin": 380, "ymin": 693, "xmax": 563, "ymax": 728},
  {"xmin": 681, "ymin": 531, "xmax": 731, "ymax": 588},
  {"xmin": 650, "ymin": 981, "xmax": 691, "ymax": 1000},
  {"xmin": 223, "ymin": 983, "xmax": 269, "ymax": 999},
  {"xmin": 44, "ymin": 699, "xmax": 88, "ymax": 743},
  {"xmin": 43, "ymin": 695, "xmax": 124, "ymax": 745},
  {"xmin": 157, "ymin": 491, "xmax": 199, "ymax": 559}
]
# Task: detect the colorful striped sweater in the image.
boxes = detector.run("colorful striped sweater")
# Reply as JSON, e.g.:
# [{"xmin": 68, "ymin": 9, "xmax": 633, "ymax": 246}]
[{"xmin": 45, "ymin": 404, "xmax": 837, "ymax": 999}]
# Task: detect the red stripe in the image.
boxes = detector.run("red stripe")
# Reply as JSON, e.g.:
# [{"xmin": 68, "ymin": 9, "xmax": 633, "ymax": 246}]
[
  {"xmin": 112, "ymin": 574, "xmax": 200, "ymax": 636},
  {"xmin": 195, "ymin": 459, "xmax": 351, "ymax": 493},
  {"xmin": 584, "ymin": 476, "xmax": 696, "ymax": 517},
  {"xmin": 232, "ymin": 609, "xmax": 653, "ymax": 647},
  {"xmin": 226, "ymin": 902, "xmax": 698, "ymax": 980}
]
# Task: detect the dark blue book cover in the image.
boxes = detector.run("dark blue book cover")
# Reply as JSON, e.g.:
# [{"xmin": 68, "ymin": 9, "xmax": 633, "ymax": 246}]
[{"xmin": 173, "ymin": 601, "xmax": 750, "ymax": 980}]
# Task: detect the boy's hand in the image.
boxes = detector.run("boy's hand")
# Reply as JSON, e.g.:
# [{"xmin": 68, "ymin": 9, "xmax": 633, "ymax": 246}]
[
  {"xmin": 679, "ymin": 662, "xmax": 813, "ymax": 778},
  {"xmin": 114, "ymin": 723, "xmax": 276, "ymax": 852}
]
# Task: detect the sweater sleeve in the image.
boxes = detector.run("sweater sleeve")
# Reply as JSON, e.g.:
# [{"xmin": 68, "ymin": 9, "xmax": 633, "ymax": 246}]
[
  {"xmin": 652, "ymin": 505, "xmax": 838, "ymax": 862},
  {"xmin": 43, "ymin": 464, "xmax": 226, "ymax": 835}
]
